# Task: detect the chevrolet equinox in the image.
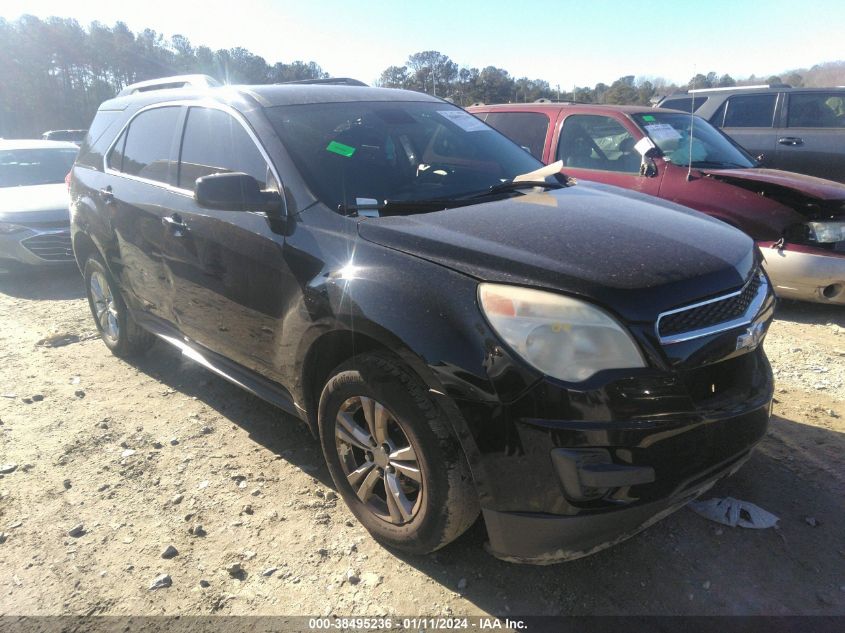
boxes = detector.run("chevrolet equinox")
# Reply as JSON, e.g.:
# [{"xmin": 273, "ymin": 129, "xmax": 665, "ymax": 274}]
[{"xmin": 69, "ymin": 76, "xmax": 775, "ymax": 563}]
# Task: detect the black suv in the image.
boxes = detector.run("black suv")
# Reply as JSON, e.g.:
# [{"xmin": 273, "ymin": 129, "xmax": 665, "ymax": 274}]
[
  {"xmin": 70, "ymin": 76, "xmax": 775, "ymax": 563},
  {"xmin": 657, "ymin": 85, "xmax": 845, "ymax": 182}
]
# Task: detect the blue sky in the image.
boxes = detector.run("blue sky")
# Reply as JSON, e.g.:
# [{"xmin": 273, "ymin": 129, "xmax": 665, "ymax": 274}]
[{"xmin": 3, "ymin": 0, "xmax": 843, "ymax": 87}]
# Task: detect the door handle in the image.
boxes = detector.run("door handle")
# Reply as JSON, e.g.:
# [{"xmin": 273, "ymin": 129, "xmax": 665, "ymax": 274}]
[
  {"xmin": 778, "ymin": 137, "xmax": 804, "ymax": 146},
  {"xmin": 162, "ymin": 214, "xmax": 188, "ymax": 237},
  {"xmin": 99, "ymin": 186, "xmax": 114, "ymax": 203}
]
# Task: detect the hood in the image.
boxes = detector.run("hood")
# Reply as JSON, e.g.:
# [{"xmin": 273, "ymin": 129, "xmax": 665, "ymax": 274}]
[
  {"xmin": 0, "ymin": 184, "xmax": 70, "ymax": 221},
  {"xmin": 358, "ymin": 182, "xmax": 755, "ymax": 323},
  {"xmin": 702, "ymin": 168, "xmax": 845, "ymax": 201}
]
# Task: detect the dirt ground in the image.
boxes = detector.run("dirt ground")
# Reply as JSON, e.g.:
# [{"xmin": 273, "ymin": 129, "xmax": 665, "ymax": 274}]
[{"xmin": 0, "ymin": 266, "xmax": 843, "ymax": 617}]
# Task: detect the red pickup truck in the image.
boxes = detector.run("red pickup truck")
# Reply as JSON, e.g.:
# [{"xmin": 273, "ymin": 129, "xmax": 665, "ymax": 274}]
[{"xmin": 468, "ymin": 103, "xmax": 845, "ymax": 305}]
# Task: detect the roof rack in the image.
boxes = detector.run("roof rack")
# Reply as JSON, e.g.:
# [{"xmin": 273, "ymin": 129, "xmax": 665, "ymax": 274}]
[
  {"xmin": 686, "ymin": 83, "xmax": 792, "ymax": 94},
  {"xmin": 531, "ymin": 98, "xmax": 584, "ymax": 104},
  {"xmin": 117, "ymin": 74, "xmax": 222, "ymax": 97},
  {"xmin": 279, "ymin": 77, "xmax": 368, "ymax": 87}
]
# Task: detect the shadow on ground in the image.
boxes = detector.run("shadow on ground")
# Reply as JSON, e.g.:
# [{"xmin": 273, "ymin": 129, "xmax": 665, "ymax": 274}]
[
  {"xmin": 775, "ymin": 298, "xmax": 845, "ymax": 327},
  {"xmin": 130, "ymin": 343, "xmax": 335, "ymax": 490},
  {"xmin": 0, "ymin": 264, "xmax": 84, "ymax": 300}
]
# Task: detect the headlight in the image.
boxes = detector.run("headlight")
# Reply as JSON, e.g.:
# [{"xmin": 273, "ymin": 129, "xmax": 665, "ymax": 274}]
[
  {"xmin": 0, "ymin": 222, "xmax": 27, "ymax": 235},
  {"xmin": 807, "ymin": 221, "xmax": 845, "ymax": 243},
  {"xmin": 478, "ymin": 283, "xmax": 645, "ymax": 382}
]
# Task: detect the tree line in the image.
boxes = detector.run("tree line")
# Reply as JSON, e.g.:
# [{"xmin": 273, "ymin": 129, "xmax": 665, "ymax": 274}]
[
  {"xmin": 377, "ymin": 52, "xmax": 840, "ymax": 106},
  {"xmin": 1, "ymin": 15, "xmax": 843, "ymax": 138},
  {"xmin": 0, "ymin": 15, "xmax": 327, "ymax": 138}
]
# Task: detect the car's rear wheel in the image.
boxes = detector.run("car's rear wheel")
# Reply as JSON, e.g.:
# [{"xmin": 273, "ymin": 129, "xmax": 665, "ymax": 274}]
[
  {"xmin": 318, "ymin": 353, "xmax": 479, "ymax": 554},
  {"xmin": 83, "ymin": 253, "xmax": 155, "ymax": 358}
]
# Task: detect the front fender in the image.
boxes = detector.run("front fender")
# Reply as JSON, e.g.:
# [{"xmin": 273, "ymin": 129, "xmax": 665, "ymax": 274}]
[{"xmin": 283, "ymin": 225, "xmax": 541, "ymax": 505}]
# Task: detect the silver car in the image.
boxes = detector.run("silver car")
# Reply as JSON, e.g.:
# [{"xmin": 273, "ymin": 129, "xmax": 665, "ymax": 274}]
[{"xmin": 0, "ymin": 139, "xmax": 79, "ymax": 272}]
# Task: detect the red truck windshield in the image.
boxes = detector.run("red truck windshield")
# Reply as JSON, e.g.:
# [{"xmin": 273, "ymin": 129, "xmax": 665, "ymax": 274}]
[{"xmin": 633, "ymin": 112, "xmax": 755, "ymax": 169}]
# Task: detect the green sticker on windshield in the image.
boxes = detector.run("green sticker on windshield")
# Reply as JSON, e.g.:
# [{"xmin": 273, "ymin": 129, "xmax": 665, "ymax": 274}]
[
  {"xmin": 643, "ymin": 115, "xmax": 656, "ymax": 122},
  {"xmin": 326, "ymin": 140, "xmax": 356, "ymax": 157}
]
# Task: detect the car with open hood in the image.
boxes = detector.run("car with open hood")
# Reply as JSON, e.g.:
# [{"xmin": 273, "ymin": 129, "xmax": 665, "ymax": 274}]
[
  {"xmin": 0, "ymin": 139, "xmax": 79, "ymax": 272},
  {"xmin": 69, "ymin": 76, "xmax": 774, "ymax": 563},
  {"xmin": 470, "ymin": 102, "xmax": 845, "ymax": 305}
]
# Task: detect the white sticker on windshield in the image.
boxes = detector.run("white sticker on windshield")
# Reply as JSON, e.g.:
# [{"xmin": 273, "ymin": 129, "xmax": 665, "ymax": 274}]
[
  {"xmin": 644, "ymin": 123, "xmax": 682, "ymax": 142},
  {"xmin": 437, "ymin": 110, "xmax": 489, "ymax": 132},
  {"xmin": 645, "ymin": 123, "xmax": 681, "ymax": 143}
]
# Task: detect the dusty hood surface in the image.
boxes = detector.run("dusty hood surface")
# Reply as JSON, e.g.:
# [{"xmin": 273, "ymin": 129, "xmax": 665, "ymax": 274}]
[
  {"xmin": 358, "ymin": 182, "xmax": 755, "ymax": 323},
  {"xmin": 0, "ymin": 184, "xmax": 70, "ymax": 222},
  {"xmin": 703, "ymin": 168, "xmax": 845, "ymax": 201}
]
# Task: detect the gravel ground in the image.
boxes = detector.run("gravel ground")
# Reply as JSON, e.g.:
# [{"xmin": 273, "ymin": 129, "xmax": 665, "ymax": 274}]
[{"xmin": 0, "ymin": 266, "xmax": 843, "ymax": 616}]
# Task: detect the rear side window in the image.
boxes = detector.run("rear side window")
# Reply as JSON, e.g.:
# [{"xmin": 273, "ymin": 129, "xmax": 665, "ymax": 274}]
[
  {"xmin": 787, "ymin": 93, "xmax": 845, "ymax": 128},
  {"xmin": 483, "ymin": 112, "xmax": 550, "ymax": 160},
  {"xmin": 708, "ymin": 101, "xmax": 727, "ymax": 126},
  {"xmin": 107, "ymin": 129, "xmax": 126, "ymax": 171},
  {"xmin": 86, "ymin": 113, "xmax": 119, "ymax": 148},
  {"xmin": 111, "ymin": 106, "xmax": 181, "ymax": 183},
  {"xmin": 77, "ymin": 111, "xmax": 120, "ymax": 169},
  {"xmin": 659, "ymin": 96, "xmax": 708, "ymax": 113},
  {"xmin": 719, "ymin": 95, "xmax": 777, "ymax": 128},
  {"xmin": 177, "ymin": 107, "xmax": 269, "ymax": 190}
]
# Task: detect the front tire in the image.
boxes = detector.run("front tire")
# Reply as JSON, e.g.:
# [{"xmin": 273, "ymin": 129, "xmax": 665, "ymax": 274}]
[
  {"xmin": 318, "ymin": 353, "xmax": 479, "ymax": 555},
  {"xmin": 83, "ymin": 253, "xmax": 155, "ymax": 358}
]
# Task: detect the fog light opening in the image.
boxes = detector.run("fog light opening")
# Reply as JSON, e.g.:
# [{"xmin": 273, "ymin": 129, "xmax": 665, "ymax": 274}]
[{"xmin": 822, "ymin": 283, "xmax": 843, "ymax": 300}]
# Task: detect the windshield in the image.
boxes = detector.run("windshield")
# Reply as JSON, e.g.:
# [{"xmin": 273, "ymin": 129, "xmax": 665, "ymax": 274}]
[
  {"xmin": 632, "ymin": 112, "xmax": 755, "ymax": 169},
  {"xmin": 0, "ymin": 147, "xmax": 78, "ymax": 187},
  {"xmin": 265, "ymin": 101, "xmax": 543, "ymax": 212}
]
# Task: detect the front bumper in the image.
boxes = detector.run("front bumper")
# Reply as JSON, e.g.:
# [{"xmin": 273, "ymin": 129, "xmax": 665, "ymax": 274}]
[
  {"xmin": 483, "ymin": 443, "xmax": 754, "ymax": 564},
  {"xmin": 451, "ymin": 344, "xmax": 773, "ymax": 563},
  {"xmin": 759, "ymin": 241, "xmax": 845, "ymax": 304}
]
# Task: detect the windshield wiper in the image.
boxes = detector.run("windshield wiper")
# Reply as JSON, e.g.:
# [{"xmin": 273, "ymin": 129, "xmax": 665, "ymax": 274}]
[
  {"xmin": 338, "ymin": 198, "xmax": 463, "ymax": 216},
  {"xmin": 463, "ymin": 159, "xmax": 567, "ymax": 199},
  {"xmin": 489, "ymin": 179, "xmax": 565, "ymax": 194},
  {"xmin": 459, "ymin": 178, "xmax": 565, "ymax": 201},
  {"xmin": 689, "ymin": 160, "xmax": 749, "ymax": 169},
  {"xmin": 337, "ymin": 159, "xmax": 569, "ymax": 216}
]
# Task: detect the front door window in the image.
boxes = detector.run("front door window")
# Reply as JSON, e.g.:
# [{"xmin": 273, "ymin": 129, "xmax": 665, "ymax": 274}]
[{"xmin": 557, "ymin": 115, "xmax": 640, "ymax": 173}]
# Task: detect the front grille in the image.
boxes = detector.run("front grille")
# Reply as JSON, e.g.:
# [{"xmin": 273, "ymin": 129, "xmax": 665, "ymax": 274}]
[
  {"xmin": 21, "ymin": 232, "xmax": 74, "ymax": 261},
  {"xmin": 657, "ymin": 270, "xmax": 764, "ymax": 341},
  {"xmin": 682, "ymin": 351, "xmax": 758, "ymax": 407}
]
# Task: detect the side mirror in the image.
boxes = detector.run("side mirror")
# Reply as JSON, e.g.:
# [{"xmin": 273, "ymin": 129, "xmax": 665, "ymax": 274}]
[
  {"xmin": 633, "ymin": 137, "xmax": 661, "ymax": 178},
  {"xmin": 640, "ymin": 156, "xmax": 659, "ymax": 178},
  {"xmin": 194, "ymin": 172, "xmax": 283, "ymax": 214}
]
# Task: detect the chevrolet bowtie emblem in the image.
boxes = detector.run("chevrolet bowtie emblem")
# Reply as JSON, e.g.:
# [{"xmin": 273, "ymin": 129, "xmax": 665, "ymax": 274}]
[{"xmin": 736, "ymin": 322, "xmax": 765, "ymax": 351}]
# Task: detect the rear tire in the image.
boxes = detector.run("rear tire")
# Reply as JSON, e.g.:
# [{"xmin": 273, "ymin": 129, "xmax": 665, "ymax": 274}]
[
  {"xmin": 83, "ymin": 253, "xmax": 155, "ymax": 358},
  {"xmin": 318, "ymin": 352, "xmax": 479, "ymax": 555}
]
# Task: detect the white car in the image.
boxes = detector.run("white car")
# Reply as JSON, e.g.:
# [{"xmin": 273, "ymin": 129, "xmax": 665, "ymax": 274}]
[{"xmin": 0, "ymin": 139, "xmax": 79, "ymax": 272}]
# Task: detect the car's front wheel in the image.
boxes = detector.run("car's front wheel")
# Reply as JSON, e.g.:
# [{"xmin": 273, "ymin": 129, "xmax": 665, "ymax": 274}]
[
  {"xmin": 83, "ymin": 253, "xmax": 155, "ymax": 358},
  {"xmin": 318, "ymin": 353, "xmax": 479, "ymax": 554}
]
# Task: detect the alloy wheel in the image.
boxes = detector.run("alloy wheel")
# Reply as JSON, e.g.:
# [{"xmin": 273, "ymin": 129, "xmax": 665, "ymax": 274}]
[
  {"xmin": 89, "ymin": 271, "xmax": 119, "ymax": 342},
  {"xmin": 334, "ymin": 396, "xmax": 423, "ymax": 525}
]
